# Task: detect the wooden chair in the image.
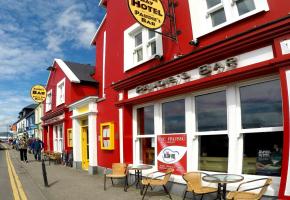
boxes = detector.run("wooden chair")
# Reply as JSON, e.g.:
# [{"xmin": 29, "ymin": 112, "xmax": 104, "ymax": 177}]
[
  {"xmin": 182, "ymin": 172, "xmax": 218, "ymax": 200},
  {"xmin": 141, "ymin": 168, "xmax": 174, "ymax": 200},
  {"xmin": 104, "ymin": 163, "xmax": 128, "ymax": 191},
  {"xmin": 226, "ymin": 178, "xmax": 272, "ymax": 200}
]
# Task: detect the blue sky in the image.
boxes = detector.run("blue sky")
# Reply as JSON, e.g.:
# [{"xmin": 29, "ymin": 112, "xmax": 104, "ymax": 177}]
[{"xmin": 0, "ymin": 0, "xmax": 105, "ymax": 132}]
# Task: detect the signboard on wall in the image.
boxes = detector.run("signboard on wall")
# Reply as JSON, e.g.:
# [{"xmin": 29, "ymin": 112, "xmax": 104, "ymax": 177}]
[
  {"xmin": 157, "ymin": 134, "xmax": 187, "ymax": 175},
  {"xmin": 127, "ymin": 0, "xmax": 165, "ymax": 29},
  {"xmin": 30, "ymin": 85, "xmax": 47, "ymax": 103}
]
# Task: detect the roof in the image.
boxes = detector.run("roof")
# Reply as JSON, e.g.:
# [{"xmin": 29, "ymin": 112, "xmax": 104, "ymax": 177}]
[
  {"xmin": 63, "ymin": 61, "xmax": 96, "ymax": 83},
  {"xmin": 24, "ymin": 104, "xmax": 38, "ymax": 110}
]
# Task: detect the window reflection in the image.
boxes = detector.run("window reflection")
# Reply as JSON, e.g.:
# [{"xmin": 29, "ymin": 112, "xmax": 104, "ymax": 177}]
[
  {"xmin": 137, "ymin": 106, "xmax": 154, "ymax": 135},
  {"xmin": 243, "ymin": 132, "xmax": 283, "ymax": 176},
  {"xmin": 240, "ymin": 80, "xmax": 282, "ymax": 129},
  {"xmin": 199, "ymin": 135, "xmax": 228, "ymax": 172},
  {"xmin": 162, "ymin": 99, "xmax": 185, "ymax": 133},
  {"xmin": 139, "ymin": 138, "xmax": 155, "ymax": 165},
  {"xmin": 195, "ymin": 91, "xmax": 227, "ymax": 132}
]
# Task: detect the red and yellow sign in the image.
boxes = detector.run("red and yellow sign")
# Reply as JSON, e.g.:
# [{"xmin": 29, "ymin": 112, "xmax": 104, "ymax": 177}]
[
  {"xmin": 157, "ymin": 134, "xmax": 187, "ymax": 175},
  {"xmin": 30, "ymin": 85, "xmax": 47, "ymax": 103},
  {"xmin": 128, "ymin": 0, "xmax": 165, "ymax": 29}
]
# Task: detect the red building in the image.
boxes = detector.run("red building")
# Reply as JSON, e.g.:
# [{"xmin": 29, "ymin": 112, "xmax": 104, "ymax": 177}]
[
  {"xmin": 42, "ymin": 59, "xmax": 98, "ymax": 157},
  {"xmin": 90, "ymin": 0, "xmax": 290, "ymax": 198}
]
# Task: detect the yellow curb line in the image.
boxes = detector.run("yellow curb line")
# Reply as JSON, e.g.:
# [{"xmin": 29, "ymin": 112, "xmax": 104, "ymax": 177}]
[{"xmin": 6, "ymin": 150, "xmax": 28, "ymax": 200}]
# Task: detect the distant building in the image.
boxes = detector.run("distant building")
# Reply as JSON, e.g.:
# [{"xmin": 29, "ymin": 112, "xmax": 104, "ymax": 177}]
[
  {"xmin": 34, "ymin": 103, "xmax": 44, "ymax": 140},
  {"xmin": 16, "ymin": 104, "xmax": 37, "ymax": 138}
]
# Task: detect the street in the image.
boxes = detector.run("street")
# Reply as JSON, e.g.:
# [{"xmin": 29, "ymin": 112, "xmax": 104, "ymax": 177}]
[{"xmin": 0, "ymin": 144, "xmax": 13, "ymax": 200}]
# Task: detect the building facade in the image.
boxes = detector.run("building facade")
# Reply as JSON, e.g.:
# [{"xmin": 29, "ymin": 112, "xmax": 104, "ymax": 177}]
[
  {"xmin": 42, "ymin": 59, "xmax": 98, "ymax": 155},
  {"xmin": 90, "ymin": 0, "xmax": 290, "ymax": 198},
  {"xmin": 34, "ymin": 103, "xmax": 44, "ymax": 140}
]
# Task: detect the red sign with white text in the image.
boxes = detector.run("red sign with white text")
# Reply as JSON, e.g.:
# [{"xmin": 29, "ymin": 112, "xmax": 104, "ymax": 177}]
[{"xmin": 157, "ymin": 134, "xmax": 187, "ymax": 175}]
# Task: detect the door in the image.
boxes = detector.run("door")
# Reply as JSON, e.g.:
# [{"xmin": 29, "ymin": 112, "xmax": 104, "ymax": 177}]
[{"xmin": 81, "ymin": 126, "xmax": 89, "ymax": 170}]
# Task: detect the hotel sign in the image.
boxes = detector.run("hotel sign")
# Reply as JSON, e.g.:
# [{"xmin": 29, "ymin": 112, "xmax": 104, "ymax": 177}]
[
  {"xmin": 128, "ymin": 0, "xmax": 165, "ymax": 29},
  {"xmin": 30, "ymin": 85, "xmax": 47, "ymax": 103}
]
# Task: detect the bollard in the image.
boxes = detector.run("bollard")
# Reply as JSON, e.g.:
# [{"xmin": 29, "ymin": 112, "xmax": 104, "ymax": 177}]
[{"xmin": 42, "ymin": 159, "xmax": 49, "ymax": 187}]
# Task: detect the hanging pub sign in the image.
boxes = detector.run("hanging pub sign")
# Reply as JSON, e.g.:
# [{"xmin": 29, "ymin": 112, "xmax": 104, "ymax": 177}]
[
  {"xmin": 157, "ymin": 134, "xmax": 187, "ymax": 175},
  {"xmin": 127, "ymin": 0, "xmax": 165, "ymax": 29},
  {"xmin": 30, "ymin": 85, "xmax": 47, "ymax": 103}
]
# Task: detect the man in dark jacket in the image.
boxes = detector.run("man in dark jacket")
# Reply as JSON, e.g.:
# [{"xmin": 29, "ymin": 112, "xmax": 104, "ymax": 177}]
[{"xmin": 33, "ymin": 137, "xmax": 44, "ymax": 161}]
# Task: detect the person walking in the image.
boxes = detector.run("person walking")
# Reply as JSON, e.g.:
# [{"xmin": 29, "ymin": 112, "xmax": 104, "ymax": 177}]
[
  {"xmin": 33, "ymin": 137, "xmax": 44, "ymax": 161},
  {"xmin": 19, "ymin": 136, "xmax": 28, "ymax": 163}
]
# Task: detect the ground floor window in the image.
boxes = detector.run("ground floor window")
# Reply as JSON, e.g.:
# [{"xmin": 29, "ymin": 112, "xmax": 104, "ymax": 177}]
[
  {"xmin": 243, "ymin": 131, "xmax": 283, "ymax": 176},
  {"xmin": 199, "ymin": 135, "xmax": 228, "ymax": 172},
  {"xmin": 53, "ymin": 124, "xmax": 63, "ymax": 152},
  {"xmin": 133, "ymin": 76, "xmax": 283, "ymax": 178}
]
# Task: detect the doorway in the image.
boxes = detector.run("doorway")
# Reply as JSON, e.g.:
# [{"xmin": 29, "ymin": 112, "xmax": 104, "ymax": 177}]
[{"xmin": 81, "ymin": 126, "xmax": 89, "ymax": 170}]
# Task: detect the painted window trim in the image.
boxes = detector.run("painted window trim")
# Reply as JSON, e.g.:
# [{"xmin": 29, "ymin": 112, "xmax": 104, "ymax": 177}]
[
  {"xmin": 56, "ymin": 78, "xmax": 65, "ymax": 106},
  {"xmin": 188, "ymin": 0, "xmax": 269, "ymax": 38},
  {"xmin": 45, "ymin": 89, "xmax": 52, "ymax": 112},
  {"xmin": 124, "ymin": 23, "xmax": 163, "ymax": 72}
]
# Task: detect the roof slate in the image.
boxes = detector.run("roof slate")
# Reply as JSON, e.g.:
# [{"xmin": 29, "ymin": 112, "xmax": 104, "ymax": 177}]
[{"xmin": 63, "ymin": 61, "xmax": 96, "ymax": 83}]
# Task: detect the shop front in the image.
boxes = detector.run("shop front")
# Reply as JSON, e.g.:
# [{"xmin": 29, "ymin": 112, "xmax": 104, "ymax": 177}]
[
  {"xmin": 114, "ymin": 35, "xmax": 290, "ymax": 197},
  {"xmin": 69, "ymin": 96, "xmax": 98, "ymax": 174}
]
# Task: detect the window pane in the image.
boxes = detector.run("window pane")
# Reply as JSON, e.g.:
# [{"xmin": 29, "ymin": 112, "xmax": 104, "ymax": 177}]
[
  {"xmin": 240, "ymin": 80, "xmax": 282, "ymax": 129},
  {"xmin": 236, "ymin": 0, "xmax": 256, "ymax": 16},
  {"xmin": 150, "ymin": 41, "xmax": 156, "ymax": 56},
  {"xmin": 135, "ymin": 32, "xmax": 142, "ymax": 47},
  {"xmin": 139, "ymin": 138, "xmax": 155, "ymax": 165},
  {"xmin": 137, "ymin": 106, "xmax": 154, "ymax": 135},
  {"xmin": 211, "ymin": 8, "xmax": 226, "ymax": 27},
  {"xmin": 206, "ymin": 0, "xmax": 221, "ymax": 8},
  {"xmin": 162, "ymin": 99, "xmax": 185, "ymax": 133},
  {"xmin": 136, "ymin": 48, "xmax": 143, "ymax": 62},
  {"xmin": 195, "ymin": 91, "xmax": 227, "ymax": 132},
  {"xmin": 199, "ymin": 135, "xmax": 228, "ymax": 172},
  {"xmin": 243, "ymin": 132, "xmax": 283, "ymax": 176},
  {"xmin": 149, "ymin": 30, "xmax": 155, "ymax": 39}
]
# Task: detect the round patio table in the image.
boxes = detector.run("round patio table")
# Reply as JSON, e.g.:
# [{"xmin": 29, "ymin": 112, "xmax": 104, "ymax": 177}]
[
  {"xmin": 128, "ymin": 164, "xmax": 153, "ymax": 190},
  {"xmin": 202, "ymin": 174, "xmax": 244, "ymax": 200}
]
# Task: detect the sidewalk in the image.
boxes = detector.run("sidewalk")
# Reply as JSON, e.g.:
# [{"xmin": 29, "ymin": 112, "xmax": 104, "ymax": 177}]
[
  {"xmin": 6, "ymin": 145, "xmax": 277, "ymax": 200},
  {"xmin": 7, "ymin": 147, "xmax": 181, "ymax": 200}
]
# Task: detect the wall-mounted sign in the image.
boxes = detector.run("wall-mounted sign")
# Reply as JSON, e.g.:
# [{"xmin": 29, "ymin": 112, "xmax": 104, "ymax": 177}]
[
  {"xmin": 127, "ymin": 0, "xmax": 165, "ymax": 30},
  {"xmin": 30, "ymin": 85, "xmax": 47, "ymax": 103},
  {"xmin": 136, "ymin": 72, "xmax": 191, "ymax": 94},
  {"xmin": 199, "ymin": 57, "xmax": 238, "ymax": 76},
  {"xmin": 157, "ymin": 134, "xmax": 187, "ymax": 175},
  {"xmin": 100, "ymin": 122, "xmax": 115, "ymax": 150}
]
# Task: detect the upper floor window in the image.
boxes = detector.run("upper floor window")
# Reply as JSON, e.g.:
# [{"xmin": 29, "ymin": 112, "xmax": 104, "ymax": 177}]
[
  {"xmin": 56, "ymin": 78, "xmax": 65, "ymax": 106},
  {"xmin": 124, "ymin": 23, "xmax": 163, "ymax": 71},
  {"xmin": 46, "ymin": 90, "xmax": 52, "ymax": 112},
  {"xmin": 188, "ymin": 0, "xmax": 269, "ymax": 38}
]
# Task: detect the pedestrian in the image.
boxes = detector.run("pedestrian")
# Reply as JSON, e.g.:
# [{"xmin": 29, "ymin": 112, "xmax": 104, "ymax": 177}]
[
  {"xmin": 19, "ymin": 136, "xmax": 28, "ymax": 163},
  {"xmin": 33, "ymin": 137, "xmax": 44, "ymax": 161}
]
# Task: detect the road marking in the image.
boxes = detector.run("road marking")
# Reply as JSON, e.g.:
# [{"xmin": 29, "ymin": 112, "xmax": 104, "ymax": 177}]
[
  {"xmin": 6, "ymin": 150, "xmax": 28, "ymax": 200},
  {"xmin": 6, "ymin": 151, "xmax": 20, "ymax": 200}
]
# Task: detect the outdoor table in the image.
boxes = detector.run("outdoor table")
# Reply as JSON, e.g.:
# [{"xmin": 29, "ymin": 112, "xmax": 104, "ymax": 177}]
[
  {"xmin": 128, "ymin": 164, "xmax": 153, "ymax": 189},
  {"xmin": 202, "ymin": 173, "xmax": 244, "ymax": 200}
]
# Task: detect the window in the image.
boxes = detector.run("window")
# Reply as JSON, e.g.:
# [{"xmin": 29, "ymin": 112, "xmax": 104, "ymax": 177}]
[
  {"xmin": 56, "ymin": 78, "xmax": 65, "ymax": 106},
  {"xmin": 239, "ymin": 80, "xmax": 283, "ymax": 129},
  {"xmin": 199, "ymin": 135, "xmax": 228, "ymax": 172},
  {"xmin": 46, "ymin": 90, "xmax": 52, "ymax": 112},
  {"xmin": 195, "ymin": 91, "xmax": 227, "ymax": 131},
  {"xmin": 162, "ymin": 99, "xmax": 185, "ymax": 133},
  {"xmin": 136, "ymin": 106, "xmax": 155, "ymax": 165},
  {"xmin": 67, "ymin": 129, "xmax": 73, "ymax": 148},
  {"xmin": 53, "ymin": 124, "xmax": 63, "ymax": 152},
  {"xmin": 239, "ymin": 79, "xmax": 283, "ymax": 176},
  {"xmin": 188, "ymin": 0, "xmax": 269, "ymax": 38},
  {"xmin": 124, "ymin": 23, "xmax": 163, "ymax": 71}
]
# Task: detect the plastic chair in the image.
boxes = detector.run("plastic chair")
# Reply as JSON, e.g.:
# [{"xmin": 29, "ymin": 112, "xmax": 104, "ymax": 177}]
[
  {"xmin": 182, "ymin": 172, "xmax": 218, "ymax": 200},
  {"xmin": 226, "ymin": 178, "xmax": 272, "ymax": 200},
  {"xmin": 141, "ymin": 168, "xmax": 174, "ymax": 200},
  {"xmin": 104, "ymin": 163, "xmax": 128, "ymax": 191}
]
